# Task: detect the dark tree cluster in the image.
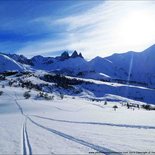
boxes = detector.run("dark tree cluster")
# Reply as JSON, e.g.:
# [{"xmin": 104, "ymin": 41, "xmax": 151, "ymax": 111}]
[
  {"xmin": 41, "ymin": 74, "xmax": 91, "ymax": 90},
  {"xmin": 1, "ymin": 71, "xmax": 18, "ymax": 76},
  {"xmin": 141, "ymin": 104, "xmax": 155, "ymax": 110},
  {"xmin": 37, "ymin": 92, "xmax": 54, "ymax": 100},
  {"xmin": 8, "ymin": 78, "xmax": 41, "ymax": 91}
]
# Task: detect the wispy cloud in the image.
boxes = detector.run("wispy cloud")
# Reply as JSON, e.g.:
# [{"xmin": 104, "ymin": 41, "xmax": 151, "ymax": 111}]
[{"xmin": 18, "ymin": 1, "xmax": 155, "ymax": 58}]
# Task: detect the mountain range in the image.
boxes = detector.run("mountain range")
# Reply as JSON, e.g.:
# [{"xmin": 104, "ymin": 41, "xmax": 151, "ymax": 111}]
[{"xmin": 1, "ymin": 44, "xmax": 155, "ymax": 87}]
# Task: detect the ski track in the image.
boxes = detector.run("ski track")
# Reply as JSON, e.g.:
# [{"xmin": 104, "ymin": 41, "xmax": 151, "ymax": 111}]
[
  {"xmin": 24, "ymin": 118, "xmax": 32, "ymax": 155},
  {"xmin": 4, "ymin": 91, "xmax": 32, "ymax": 155},
  {"xmin": 22, "ymin": 118, "xmax": 32, "ymax": 155},
  {"xmin": 91, "ymin": 103, "xmax": 105, "ymax": 109},
  {"xmin": 22, "ymin": 121, "xmax": 27, "ymax": 155},
  {"xmin": 31, "ymin": 115, "xmax": 155, "ymax": 130},
  {"xmin": 15, "ymin": 96, "xmax": 117, "ymax": 155},
  {"xmin": 27, "ymin": 116, "xmax": 118, "ymax": 155},
  {"xmin": 15, "ymin": 100, "xmax": 32, "ymax": 155},
  {"xmin": 14, "ymin": 93, "xmax": 32, "ymax": 155},
  {"xmin": 3, "ymin": 89, "xmax": 133, "ymax": 154}
]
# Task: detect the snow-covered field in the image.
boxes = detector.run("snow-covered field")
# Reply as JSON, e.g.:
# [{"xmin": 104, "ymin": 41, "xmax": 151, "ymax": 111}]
[{"xmin": 0, "ymin": 81, "xmax": 155, "ymax": 154}]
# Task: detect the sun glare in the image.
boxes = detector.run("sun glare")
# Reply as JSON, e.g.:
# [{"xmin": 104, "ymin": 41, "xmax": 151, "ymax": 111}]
[{"xmin": 115, "ymin": 10, "xmax": 155, "ymax": 48}]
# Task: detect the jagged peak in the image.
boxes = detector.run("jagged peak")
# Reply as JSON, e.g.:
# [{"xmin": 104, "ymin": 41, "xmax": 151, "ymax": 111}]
[
  {"xmin": 71, "ymin": 50, "xmax": 83, "ymax": 58},
  {"xmin": 58, "ymin": 50, "xmax": 84, "ymax": 60},
  {"xmin": 79, "ymin": 52, "xmax": 83, "ymax": 58},
  {"xmin": 60, "ymin": 51, "xmax": 70, "ymax": 61},
  {"xmin": 71, "ymin": 50, "xmax": 78, "ymax": 58},
  {"xmin": 61, "ymin": 51, "xmax": 69, "ymax": 56}
]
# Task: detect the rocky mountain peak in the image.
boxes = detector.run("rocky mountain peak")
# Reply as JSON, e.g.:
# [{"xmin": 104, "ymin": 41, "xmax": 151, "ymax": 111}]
[
  {"xmin": 79, "ymin": 52, "xmax": 83, "ymax": 58},
  {"xmin": 60, "ymin": 51, "xmax": 70, "ymax": 60},
  {"xmin": 71, "ymin": 51, "xmax": 83, "ymax": 58},
  {"xmin": 71, "ymin": 50, "xmax": 78, "ymax": 58}
]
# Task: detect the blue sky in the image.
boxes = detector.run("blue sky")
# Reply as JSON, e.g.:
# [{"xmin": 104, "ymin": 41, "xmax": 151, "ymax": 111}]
[{"xmin": 1, "ymin": 0, "xmax": 155, "ymax": 58}]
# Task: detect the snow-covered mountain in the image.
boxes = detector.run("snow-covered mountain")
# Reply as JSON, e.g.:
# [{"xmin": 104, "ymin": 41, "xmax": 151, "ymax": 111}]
[
  {"xmin": 0, "ymin": 54, "xmax": 24, "ymax": 73},
  {"xmin": 102, "ymin": 44, "xmax": 155, "ymax": 85},
  {"xmin": 1, "ymin": 47, "xmax": 155, "ymax": 155},
  {"xmin": 6, "ymin": 53, "xmax": 32, "ymax": 65},
  {"xmin": 29, "ymin": 51, "xmax": 85, "ymax": 72},
  {"xmin": 2, "ymin": 44, "xmax": 155, "ymax": 87}
]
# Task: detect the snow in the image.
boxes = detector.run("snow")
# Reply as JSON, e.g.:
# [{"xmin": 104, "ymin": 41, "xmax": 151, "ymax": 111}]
[
  {"xmin": 32, "ymin": 56, "xmax": 88, "ymax": 73},
  {"xmin": 0, "ymin": 54, "xmax": 24, "ymax": 72},
  {"xmin": 99, "ymin": 73, "xmax": 111, "ymax": 78},
  {"xmin": 105, "ymin": 45, "xmax": 155, "ymax": 85},
  {"xmin": 2, "ymin": 44, "xmax": 155, "ymax": 88},
  {"xmin": 0, "ymin": 81, "xmax": 155, "ymax": 154},
  {"xmin": 64, "ymin": 75, "xmax": 155, "ymax": 104},
  {"xmin": 1, "ymin": 45, "xmax": 155, "ymax": 154}
]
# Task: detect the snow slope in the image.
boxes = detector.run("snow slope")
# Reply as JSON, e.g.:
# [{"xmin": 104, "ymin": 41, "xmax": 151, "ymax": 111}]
[
  {"xmin": 7, "ymin": 72, "xmax": 155, "ymax": 104},
  {"xmin": 64, "ymin": 75, "xmax": 155, "ymax": 104},
  {"xmin": 0, "ymin": 81, "xmax": 155, "ymax": 154},
  {"xmin": 0, "ymin": 54, "xmax": 24, "ymax": 72},
  {"xmin": 104, "ymin": 44, "xmax": 155, "ymax": 85}
]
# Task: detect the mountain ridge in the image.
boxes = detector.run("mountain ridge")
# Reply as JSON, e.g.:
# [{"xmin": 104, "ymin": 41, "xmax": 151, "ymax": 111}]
[
  {"xmin": 0, "ymin": 54, "xmax": 24, "ymax": 73},
  {"xmin": 1, "ymin": 44, "xmax": 155, "ymax": 87}
]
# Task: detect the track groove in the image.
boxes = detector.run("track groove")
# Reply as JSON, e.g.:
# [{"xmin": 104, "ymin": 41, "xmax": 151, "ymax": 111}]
[
  {"xmin": 5, "ymin": 91, "xmax": 32, "ymax": 155},
  {"xmin": 22, "ymin": 118, "xmax": 32, "ymax": 155},
  {"xmin": 31, "ymin": 115, "xmax": 155, "ymax": 130},
  {"xmin": 3, "ymin": 89, "xmax": 120, "ymax": 154},
  {"xmin": 28, "ymin": 116, "xmax": 119, "ymax": 155},
  {"xmin": 22, "ymin": 122, "xmax": 27, "ymax": 155}
]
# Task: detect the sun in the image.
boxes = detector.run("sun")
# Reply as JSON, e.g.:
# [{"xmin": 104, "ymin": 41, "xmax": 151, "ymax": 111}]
[{"xmin": 115, "ymin": 10, "xmax": 155, "ymax": 48}]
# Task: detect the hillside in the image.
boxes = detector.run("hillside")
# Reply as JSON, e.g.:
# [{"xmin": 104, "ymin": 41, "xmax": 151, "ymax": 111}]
[
  {"xmin": 0, "ymin": 54, "xmax": 24, "ymax": 73},
  {"xmin": 105, "ymin": 44, "xmax": 155, "ymax": 85},
  {"xmin": 0, "ymin": 74, "xmax": 155, "ymax": 154}
]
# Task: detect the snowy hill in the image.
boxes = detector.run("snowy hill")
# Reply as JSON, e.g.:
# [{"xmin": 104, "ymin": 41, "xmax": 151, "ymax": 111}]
[
  {"xmin": 104, "ymin": 44, "xmax": 155, "ymax": 86},
  {"xmin": 0, "ymin": 73, "xmax": 155, "ymax": 154},
  {"xmin": 70, "ymin": 44, "xmax": 155, "ymax": 87},
  {"xmin": 0, "ymin": 54, "xmax": 24, "ymax": 73}
]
